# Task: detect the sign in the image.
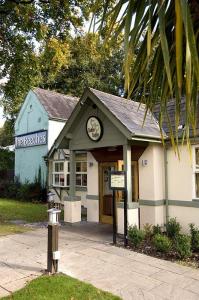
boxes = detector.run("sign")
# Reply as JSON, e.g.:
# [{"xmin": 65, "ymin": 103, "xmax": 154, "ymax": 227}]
[
  {"xmin": 110, "ymin": 171, "xmax": 126, "ymax": 190},
  {"xmin": 86, "ymin": 116, "xmax": 103, "ymax": 141},
  {"xmin": 15, "ymin": 130, "xmax": 47, "ymax": 149}
]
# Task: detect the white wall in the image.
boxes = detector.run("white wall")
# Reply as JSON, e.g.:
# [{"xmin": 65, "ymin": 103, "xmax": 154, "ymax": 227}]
[
  {"xmin": 139, "ymin": 144, "xmax": 165, "ymax": 201},
  {"xmin": 87, "ymin": 152, "xmax": 99, "ymax": 196},
  {"xmin": 48, "ymin": 120, "xmax": 65, "ymax": 150},
  {"xmin": 167, "ymin": 145, "xmax": 193, "ymax": 201}
]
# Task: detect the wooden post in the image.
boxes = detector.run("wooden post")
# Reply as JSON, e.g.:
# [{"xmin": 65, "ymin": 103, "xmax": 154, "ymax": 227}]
[{"xmin": 47, "ymin": 224, "xmax": 59, "ymax": 273}]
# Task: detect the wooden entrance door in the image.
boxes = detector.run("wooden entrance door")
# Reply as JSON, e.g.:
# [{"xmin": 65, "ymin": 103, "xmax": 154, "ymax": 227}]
[{"xmin": 99, "ymin": 162, "xmax": 117, "ymax": 224}]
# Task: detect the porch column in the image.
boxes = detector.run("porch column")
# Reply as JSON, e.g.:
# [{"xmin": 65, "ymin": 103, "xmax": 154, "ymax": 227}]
[
  {"xmin": 64, "ymin": 149, "xmax": 81, "ymax": 223},
  {"xmin": 123, "ymin": 143, "xmax": 132, "ymax": 203},
  {"xmin": 117, "ymin": 143, "xmax": 139, "ymax": 234}
]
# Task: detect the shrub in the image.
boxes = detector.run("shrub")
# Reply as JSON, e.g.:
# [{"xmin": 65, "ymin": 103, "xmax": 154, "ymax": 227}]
[
  {"xmin": 166, "ymin": 218, "xmax": 181, "ymax": 239},
  {"xmin": 153, "ymin": 224, "xmax": 162, "ymax": 235},
  {"xmin": 175, "ymin": 234, "xmax": 192, "ymax": 259},
  {"xmin": 128, "ymin": 225, "xmax": 145, "ymax": 247},
  {"xmin": 143, "ymin": 223, "xmax": 153, "ymax": 239},
  {"xmin": 189, "ymin": 223, "xmax": 199, "ymax": 252},
  {"xmin": 153, "ymin": 234, "xmax": 172, "ymax": 253}
]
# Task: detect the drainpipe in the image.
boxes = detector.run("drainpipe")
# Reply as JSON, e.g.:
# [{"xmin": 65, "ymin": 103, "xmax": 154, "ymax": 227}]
[{"xmin": 164, "ymin": 147, "xmax": 169, "ymax": 224}]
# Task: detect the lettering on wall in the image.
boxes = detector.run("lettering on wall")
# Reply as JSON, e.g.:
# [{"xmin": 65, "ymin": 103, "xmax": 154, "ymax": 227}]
[{"xmin": 15, "ymin": 130, "xmax": 47, "ymax": 148}]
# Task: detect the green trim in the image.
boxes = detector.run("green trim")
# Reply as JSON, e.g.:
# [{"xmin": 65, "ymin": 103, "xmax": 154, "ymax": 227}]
[
  {"xmin": 139, "ymin": 199, "xmax": 165, "ymax": 206},
  {"xmin": 169, "ymin": 200, "xmax": 199, "ymax": 208},
  {"xmin": 86, "ymin": 195, "xmax": 99, "ymax": 200},
  {"xmin": 64, "ymin": 196, "xmax": 81, "ymax": 201},
  {"xmin": 139, "ymin": 199, "xmax": 199, "ymax": 208},
  {"xmin": 76, "ymin": 186, "xmax": 87, "ymax": 192},
  {"xmin": 117, "ymin": 202, "xmax": 139, "ymax": 209}
]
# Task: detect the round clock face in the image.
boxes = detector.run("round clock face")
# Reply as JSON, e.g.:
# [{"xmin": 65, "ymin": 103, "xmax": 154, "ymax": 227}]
[{"xmin": 86, "ymin": 116, "xmax": 103, "ymax": 141}]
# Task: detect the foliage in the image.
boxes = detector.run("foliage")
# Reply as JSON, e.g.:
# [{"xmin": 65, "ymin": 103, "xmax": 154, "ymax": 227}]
[
  {"xmin": 153, "ymin": 234, "xmax": 172, "ymax": 253},
  {"xmin": 189, "ymin": 223, "xmax": 199, "ymax": 252},
  {"xmin": 0, "ymin": 0, "xmax": 118, "ymax": 120},
  {"xmin": 0, "ymin": 148, "xmax": 14, "ymax": 171},
  {"xmin": 0, "ymin": 120, "xmax": 14, "ymax": 147},
  {"xmin": 166, "ymin": 218, "xmax": 181, "ymax": 239},
  {"xmin": 175, "ymin": 234, "xmax": 192, "ymax": 259},
  {"xmin": 100, "ymin": 0, "xmax": 199, "ymax": 145},
  {"xmin": 43, "ymin": 33, "xmax": 124, "ymax": 97},
  {"xmin": 153, "ymin": 224, "xmax": 162, "ymax": 236},
  {"xmin": 1, "ymin": 274, "xmax": 121, "ymax": 300},
  {"xmin": 143, "ymin": 223, "xmax": 153, "ymax": 239},
  {"xmin": 128, "ymin": 225, "xmax": 145, "ymax": 247}
]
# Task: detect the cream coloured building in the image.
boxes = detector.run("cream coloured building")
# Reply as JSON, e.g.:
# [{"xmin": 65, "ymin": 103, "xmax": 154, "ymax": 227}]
[{"xmin": 48, "ymin": 88, "xmax": 199, "ymax": 233}]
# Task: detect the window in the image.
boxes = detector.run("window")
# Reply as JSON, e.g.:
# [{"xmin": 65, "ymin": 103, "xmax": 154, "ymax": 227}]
[
  {"xmin": 75, "ymin": 161, "xmax": 87, "ymax": 187},
  {"xmin": 52, "ymin": 161, "xmax": 70, "ymax": 187},
  {"xmin": 193, "ymin": 147, "xmax": 199, "ymax": 198}
]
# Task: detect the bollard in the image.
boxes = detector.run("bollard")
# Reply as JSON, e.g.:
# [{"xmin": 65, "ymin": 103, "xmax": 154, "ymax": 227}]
[{"xmin": 47, "ymin": 208, "xmax": 61, "ymax": 273}]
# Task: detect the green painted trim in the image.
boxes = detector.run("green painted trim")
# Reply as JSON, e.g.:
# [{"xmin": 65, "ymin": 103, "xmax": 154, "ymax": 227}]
[
  {"xmin": 64, "ymin": 196, "xmax": 81, "ymax": 201},
  {"xmin": 169, "ymin": 200, "xmax": 199, "ymax": 208},
  {"xmin": 76, "ymin": 186, "xmax": 87, "ymax": 192},
  {"xmin": 139, "ymin": 199, "xmax": 165, "ymax": 206},
  {"xmin": 86, "ymin": 195, "xmax": 99, "ymax": 200},
  {"xmin": 139, "ymin": 199, "xmax": 199, "ymax": 208},
  {"xmin": 117, "ymin": 202, "xmax": 139, "ymax": 209}
]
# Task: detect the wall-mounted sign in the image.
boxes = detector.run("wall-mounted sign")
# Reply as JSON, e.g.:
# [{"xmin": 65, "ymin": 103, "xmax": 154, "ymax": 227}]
[
  {"xmin": 110, "ymin": 171, "xmax": 126, "ymax": 190},
  {"xmin": 86, "ymin": 116, "xmax": 103, "ymax": 142},
  {"xmin": 15, "ymin": 130, "xmax": 47, "ymax": 149}
]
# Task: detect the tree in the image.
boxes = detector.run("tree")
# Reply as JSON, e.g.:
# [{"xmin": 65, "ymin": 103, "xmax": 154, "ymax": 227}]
[
  {"xmin": 41, "ymin": 33, "xmax": 124, "ymax": 97},
  {"xmin": 100, "ymin": 0, "xmax": 199, "ymax": 145}
]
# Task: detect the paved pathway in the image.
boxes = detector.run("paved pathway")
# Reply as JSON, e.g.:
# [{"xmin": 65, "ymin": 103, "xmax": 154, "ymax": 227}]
[{"xmin": 1, "ymin": 224, "xmax": 199, "ymax": 299}]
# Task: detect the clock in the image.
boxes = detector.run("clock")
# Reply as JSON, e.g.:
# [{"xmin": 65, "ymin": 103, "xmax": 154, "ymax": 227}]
[{"xmin": 86, "ymin": 116, "xmax": 103, "ymax": 141}]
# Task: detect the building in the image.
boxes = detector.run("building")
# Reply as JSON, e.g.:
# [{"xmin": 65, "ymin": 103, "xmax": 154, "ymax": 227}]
[
  {"xmin": 15, "ymin": 88, "xmax": 78, "ymax": 184},
  {"xmin": 48, "ymin": 88, "xmax": 199, "ymax": 233}
]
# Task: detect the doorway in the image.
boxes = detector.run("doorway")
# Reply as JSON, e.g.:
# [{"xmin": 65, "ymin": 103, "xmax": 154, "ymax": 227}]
[
  {"xmin": 99, "ymin": 162, "xmax": 117, "ymax": 224},
  {"xmin": 99, "ymin": 161, "xmax": 139, "ymax": 224}
]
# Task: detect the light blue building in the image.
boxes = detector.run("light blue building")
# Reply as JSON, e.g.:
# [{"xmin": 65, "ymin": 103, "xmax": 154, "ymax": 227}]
[{"xmin": 15, "ymin": 88, "xmax": 78, "ymax": 185}]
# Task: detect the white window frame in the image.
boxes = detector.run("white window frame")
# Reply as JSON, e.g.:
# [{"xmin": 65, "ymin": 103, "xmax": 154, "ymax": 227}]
[
  {"xmin": 52, "ymin": 160, "xmax": 70, "ymax": 187},
  {"xmin": 192, "ymin": 145, "xmax": 199, "ymax": 199},
  {"xmin": 75, "ymin": 161, "xmax": 87, "ymax": 187}
]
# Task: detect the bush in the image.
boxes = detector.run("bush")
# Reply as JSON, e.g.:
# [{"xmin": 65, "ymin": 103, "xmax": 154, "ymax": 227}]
[
  {"xmin": 153, "ymin": 224, "xmax": 162, "ymax": 235},
  {"xmin": 166, "ymin": 218, "xmax": 181, "ymax": 239},
  {"xmin": 153, "ymin": 234, "xmax": 172, "ymax": 253},
  {"xmin": 128, "ymin": 225, "xmax": 145, "ymax": 247},
  {"xmin": 189, "ymin": 223, "xmax": 199, "ymax": 252},
  {"xmin": 143, "ymin": 223, "xmax": 153, "ymax": 239},
  {"xmin": 175, "ymin": 234, "xmax": 192, "ymax": 259}
]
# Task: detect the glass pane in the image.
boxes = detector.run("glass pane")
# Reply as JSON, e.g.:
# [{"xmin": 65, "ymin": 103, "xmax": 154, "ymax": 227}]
[
  {"xmin": 55, "ymin": 174, "xmax": 59, "ymax": 185},
  {"xmin": 196, "ymin": 173, "xmax": 199, "ymax": 198},
  {"xmin": 76, "ymin": 162, "xmax": 81, "ymax": 172},
  {"xmin": 82, "ymin": 162, "xmax": 87, "ymax": 172},
  {"xmin": 196, "ymin": 149, "xmax": 199, "ymax": 167},
  {"xmin": 68, "ymin": 162, "xmax": 70, "ymax": 172},
  {"xmin": 66, "ymin": 174, "xmax": 70, "ymax": 186},
  {"xmin": 82, "ymin": 174, "xmax": 87, "ymax": 186},
  {"xmin": 55, "ymin": 163, "xmax": 59, "ymax": 172},
  {"xmin": 59, "ymin": 162, "xmax": 64, "ymax": 172},
  {"xmin": 76, "ymin": 174, "xmax": 81, "ymax": 186},
  {"xmin": 60, "ymin": 174, "xmax": 64, "ymax": 186}
]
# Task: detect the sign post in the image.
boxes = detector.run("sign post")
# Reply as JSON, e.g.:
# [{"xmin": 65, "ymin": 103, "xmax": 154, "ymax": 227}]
[{"xmin": 110, "ymin": 171, "xmax": 127, "ymax": 246}]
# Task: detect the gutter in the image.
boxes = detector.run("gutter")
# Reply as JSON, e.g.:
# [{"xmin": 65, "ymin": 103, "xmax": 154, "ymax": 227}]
[{"xmin": 164, "ymin": 147, "xmax": 169, "ymax": 224}]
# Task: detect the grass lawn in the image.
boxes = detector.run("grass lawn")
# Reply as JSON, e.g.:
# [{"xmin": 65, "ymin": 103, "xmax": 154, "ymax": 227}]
[
  {"xmin": 0, "ymin": 198, "xmax": 48, "ymax": 236},
  {"xmin": 2, "ymin": 274, "xmax": 121, "ymax": 300}
]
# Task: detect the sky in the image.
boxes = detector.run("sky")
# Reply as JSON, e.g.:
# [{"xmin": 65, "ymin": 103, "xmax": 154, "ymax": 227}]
[{"xmin": 0, "ymin": 107, "xmax": 5, "ymax": 127}]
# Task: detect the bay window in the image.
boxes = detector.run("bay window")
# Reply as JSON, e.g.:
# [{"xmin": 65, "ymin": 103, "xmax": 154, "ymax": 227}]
[
  {"xmin": 52, "ymin": 161, "xmax": 70, "ymax": 187},
  {"xmin": 194, "ymin": 147, "xmax": 199, "ymax": 198}
]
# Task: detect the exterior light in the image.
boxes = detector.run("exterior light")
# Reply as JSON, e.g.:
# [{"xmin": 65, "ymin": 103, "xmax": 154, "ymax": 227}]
[{"xmin": 47, "ymin": 208, "xmax": 61, "ymax": 225}]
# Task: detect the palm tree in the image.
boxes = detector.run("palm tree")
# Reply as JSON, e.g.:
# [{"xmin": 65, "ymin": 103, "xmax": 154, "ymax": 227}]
[{"xmin": 100, "ymin": 0, "xmax": 199, "ymax": 145}]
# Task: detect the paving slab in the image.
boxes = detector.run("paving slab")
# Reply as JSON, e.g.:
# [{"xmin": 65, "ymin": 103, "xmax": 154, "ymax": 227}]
[{"xmin": 1, "ymin": 223, "xmax": 199, "ymax": 300}]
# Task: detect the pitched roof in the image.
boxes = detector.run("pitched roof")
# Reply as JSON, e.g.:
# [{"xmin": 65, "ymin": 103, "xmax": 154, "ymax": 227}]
[
  {"xmin": 153, "ymin": 97, "xmax": 199, "ymax": 138},
  {"xmin": 33, "ymin": 87, "xmax": 79, "ymax": 121},
  {"xmin": 90, "ymin": 88, "xmax": 162, "ymax": 138}
]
